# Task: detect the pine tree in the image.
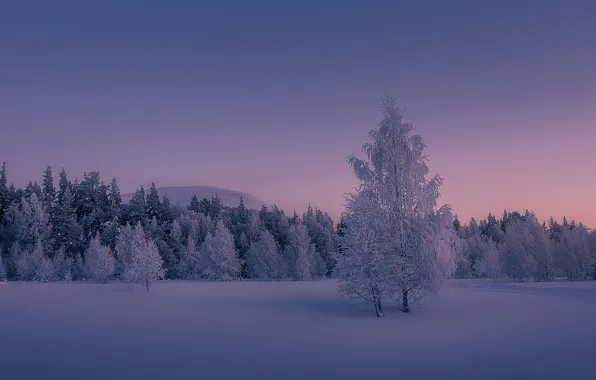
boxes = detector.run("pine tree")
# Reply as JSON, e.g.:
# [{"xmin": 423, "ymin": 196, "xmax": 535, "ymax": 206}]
[
  {"xmin": 57, "ymin": 168, "xmax": 71, "ymax": 203},
  {"xmin": 145, "ymin": 183, "xmax": 162, "ymax": 221},
  {"xmin": 208, "ymin": 195, "xmax": 223, "ymax": 220},
  {"xmin": 188, "ymin": 195, "xmax": 200, "ymax": 212},
  {"xmin": 51, "ymin": 187, "xmax": 82, "ymax": 256},
  {"xmin": 23, "ymin": 181, "xmax": 42, "ymax": 200},
  {"xmin": 126, "ymin": 186, "xmax": 146, "ymax": 226},
  {"xmin": 41, "ymin": 165, "xmax": 56, "ymax": 211},
  {"xmin": 84, "ymin": 234, "xmax": 115, "ymax": 283},
  {"xmin": 108, "ymin": 177, "xmax": 122, "ymax": 209},
  {"xmin": 0, "ymin": 162, "xmax": 8, "ymax": 226}
]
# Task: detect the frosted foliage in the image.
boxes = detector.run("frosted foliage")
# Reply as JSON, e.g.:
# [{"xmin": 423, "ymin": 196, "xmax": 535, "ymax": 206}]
[
  {"xmin": 16, "ymin": 240, "xmax": 44, "ymax": 281},
  {"xmin": 246, "ymin": 229, "xmax": 284, "ymax": 281},
  {"xmin": 115, "ymin": 224, "xmax": 135, "ymax": 279},
  {"xmin": 334, "ymin": 191, "xmax": 393, "ymax": 316},
  {"xmin": 52, "ymin": 248, "xmax": 74, "ymax": 281},
  {"xmin": 347, "ymin": 96, "xmax": 442, "ymax": 218},
  {"xmin": 525, "ymin": 216, "xmax": 554, "ymax": 281},
  {"xmin": 473, "ymin": 239, "xmax": 502, "ymax": 282},
  {"xmin": 248, "ymin": 211, "xmax": 261, "ymax": 237},
  {"xmin": 129, "ymin": 238, "xmax": 165, "ymax": 292},
  {"xmin": 179, "ymin": 212, "xmax": 211, "ymax": 246},
  {"xmin": 171, "ymin": 220, "xmax": 182, "ymax": 244},
  {"xmin": 345, "ymin": 95, "xmax": 458, "ymax": 312},
  {"xmin": 392, "ymin": 207, "xmax": 460, "ymax": 307},
  {"xmin": 121, "ymin": 224, "xmax": 150, "ymax": 282},
  {"xmin": 554, "ymin": 226, "xmax": 594, "ymax": 281},
  {"xmin": 85, "ymin": 235, "xmax": 115, "ymax": 283},
  {"xmin": 37, "ymin": 256, "xmax": 57, "ymax": 283},
  {"xmin": 500, "ymin": 222, "xmax": 537, "ymax": 282},
  {"xmin": 15, "ymin": 194, "xmax": 51, "ymax": 250},
  {"xmin": 284, "ymin": 224, "xmax": 321, "ymax": 281},
  {"xmin": 178, "ymin": 236, "xmax": 201, "ymax": 280},
  {"xmin": 199, "ymin": 221, "xmax": 241, "ymax": 281}
]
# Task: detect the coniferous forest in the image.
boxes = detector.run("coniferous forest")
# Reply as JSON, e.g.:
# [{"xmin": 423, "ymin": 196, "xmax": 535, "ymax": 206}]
[
  {"xmin": 0, "ymin": 165, "xmax": 337, "ymax": 286},
  {"xmin": 0, "ymin": 161, "xmax": 594, "ymax": 287}
]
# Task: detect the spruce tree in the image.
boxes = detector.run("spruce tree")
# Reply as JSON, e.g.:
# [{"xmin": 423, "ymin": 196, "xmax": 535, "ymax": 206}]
[
  {"xmin": 145, "ymin": 183, "xmax": 162, "ymax": 221},
  {"xmin": 41, "ymin": 165, "xmax": 56, "ymax": 211},
  {"xmin": 0, "ymin": 162, "xmax": 7, "ymax": 225},
  {"xmin": 51, "ymin": 187, "xmax": 82, "ymax": 256}
]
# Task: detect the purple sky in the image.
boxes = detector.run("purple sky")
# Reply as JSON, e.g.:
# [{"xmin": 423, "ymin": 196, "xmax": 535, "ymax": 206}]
[{"xmin": 1, "ymin": 0, "xmax": 595, "ymax": 226}]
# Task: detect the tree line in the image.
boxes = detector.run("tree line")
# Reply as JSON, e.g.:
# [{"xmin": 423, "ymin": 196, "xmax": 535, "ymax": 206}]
[
  {"xmin": 1, "ymin": 95, "xmax": 594, "ymax": 307},
  {"xmin": 453, "ymin": 211, "xmax": 596, "ymax": 283},
  {"xmin": 0, "ymin": 163, "xmax": 337, "ymax": 289}
]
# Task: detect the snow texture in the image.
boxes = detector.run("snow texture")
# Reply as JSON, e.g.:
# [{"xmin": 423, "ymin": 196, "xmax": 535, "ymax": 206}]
[{"xmin": 0, "ymin": 279, "xmax": 595, "ymax": 379}]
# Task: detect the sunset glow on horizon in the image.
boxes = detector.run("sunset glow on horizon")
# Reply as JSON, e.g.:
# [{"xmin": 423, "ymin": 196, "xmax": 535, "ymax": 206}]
[{"xmin": 1, "ymin": 0, "xmax": 594, "ymax": 228}]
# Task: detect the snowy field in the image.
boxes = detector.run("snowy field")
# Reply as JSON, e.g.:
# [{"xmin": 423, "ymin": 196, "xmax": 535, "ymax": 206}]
[{"xmin": 1, "ymin": 279, "xmax": 596, "ymax": 379}]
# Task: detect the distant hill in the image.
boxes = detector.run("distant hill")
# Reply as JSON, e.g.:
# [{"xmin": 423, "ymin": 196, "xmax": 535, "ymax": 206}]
[{"xmin": 122, "ymin": 186, "xmax": 267, "ymax": 210}]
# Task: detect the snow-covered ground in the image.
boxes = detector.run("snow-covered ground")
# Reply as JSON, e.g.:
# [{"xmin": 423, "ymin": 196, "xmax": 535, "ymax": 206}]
[{"xmin": 1, "ymin": 279, "xmax": 595, "ymax": 379}]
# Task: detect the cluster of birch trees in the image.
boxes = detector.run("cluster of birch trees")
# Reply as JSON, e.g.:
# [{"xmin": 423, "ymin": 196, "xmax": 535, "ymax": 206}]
[{"xmin": 333, "ymin": 95, "xmax": 460, "ymax": 316}]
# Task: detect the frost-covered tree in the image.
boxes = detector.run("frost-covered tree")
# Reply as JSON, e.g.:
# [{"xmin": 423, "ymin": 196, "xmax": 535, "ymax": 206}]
[
  {"xmin": 500, "ymin": 221, "xmax": 537, "ymax": 282},
  {"xmin": 525, "ymin": 214, "xmax": 554, "ymax": 282},
  {"xmin": 15, "ymin": 193, "xmax": 52, "ymax": 252},
  {"xmin": 115, "ymin": 223, "xmax": 136, "ymax": 279},
  {"xmin": 473, "ymin": 238, "xmax": 502, "ymax": 282},
  {"xmin": 145, "ymin": 183, "xmax": 162, "ymax": 222},
  {"xmin": 552, "ymin": 224, "xmax": 593, "ymax": 281},
  {"xmin": 284, "ymin": 223, "xmax": 323, "ymax": 280},
  {"xmin": 15, "ymin": 240, "xmax": 44, "ymax": 281},
  {"xmin": 199, "ymin": 220, "xmax": 241, "ymax": 281},
  {"xmin": 129, "ymin": 237, "xmax": 164, "ymax": 292},
  {"xmin": 37, "ymin": 256, "xmax": 57, "ymax": 283},
  {"xmin": 346, "ymin": 94, "xmax": 458, "ymax": 312},
  {"xmin": 177, "ymin": 235, "xmax": 201, "ymax": 279},
  {"xmin": 84, "ymin": 234, "xmax": 115, "ymax": 283},
  {"xmin": 52, "ymin": 246, "xmax": 74, "ymax": 282},
  {"xmin": 334, "ymin": 190, "xmax": 393, "ymax": 316},
  {"xmin": 246, "ymin": 229, "xmax": 284, "ymax": 280}
]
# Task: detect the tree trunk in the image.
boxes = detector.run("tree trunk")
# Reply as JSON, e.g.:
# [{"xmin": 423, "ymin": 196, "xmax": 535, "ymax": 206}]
[
  {"xmin": 374, "ymin": 300, "xmax": 385, "ymax": 317},
  {"xmin": 372, "ymin": 285, "xmax": 384, "ymax": 317},
  {"xmin": 401, "ymin": 289, "xmax": 409, "ymax": 313}
]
